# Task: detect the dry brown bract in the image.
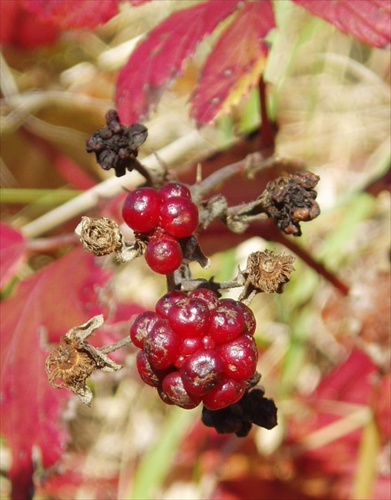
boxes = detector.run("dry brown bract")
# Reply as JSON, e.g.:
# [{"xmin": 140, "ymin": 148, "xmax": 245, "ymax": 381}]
[
  {"xmin": 76, "ymin": 216, "xmax": 123, "ymax": 256},
  {"xmin": 45, "ymin": 315, "xmax": 122, "ymax": 406},
  {"xmin": 239, "ymin": 250, "xmax": 295, "ymax": 301}
]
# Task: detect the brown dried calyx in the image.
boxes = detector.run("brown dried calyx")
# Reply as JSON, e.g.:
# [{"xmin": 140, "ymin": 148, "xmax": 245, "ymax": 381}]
[
  {"xmin": 239, "ymin": 249, "xmax": 295, "ymax": 301},
  {"xmin": 262, "ymin": 171, "xmax": 320, "ymax": 236},
  {"xmin": 45, "ymin": 316, "xmax": 126, "ymax": 406},
  {"xmin": 76, "ymin": 216, "xmax": 123, "ymax": 256},
  {"xmin": 86, "ymin": 109, "xmax": 148, "ymax": 177}
]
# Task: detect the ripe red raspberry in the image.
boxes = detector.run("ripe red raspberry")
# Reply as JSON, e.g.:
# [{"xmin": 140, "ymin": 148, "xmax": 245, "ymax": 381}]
[
  {"xmin": 145, "ymin": 233, "xmax": 183, "ymax": 274},
  {"xmin": 180, "ymin": 349, "xmax": 224, "ymax": 396},
  {"xmin": 202, "ymin": 378, "xmax": 246, "ymax": 410},
  {"xmin": 168, "ymin": 297, "xmax": 210, "ymax": 338},
  {"xmin": 122, "ymin": 187, "xmax": 162, "ymax": 233},
  {"xmin": 160, "ymin": 371, "xmax": 202, "ymax": 409},
  {"xmin": 208, "ymin": 298, "xmax": 247, "ymax": 345},
  {"xmin": 159, "ymin": 182, "xmax": 192, "ymax": 201},
  {"xmin": 159, "ymin": 197, "xmax": 199, "ymax": 239},
  {"xmin": 130, "ymin": 311, "xmax": 160, "ymax": 349},
  {"xmin": 143, "ymin": 320, "xmax": 181, "ymax": 370},
  {"xmin": 217, "ymin": 335, "xmax": 258, "ymax": 381}
]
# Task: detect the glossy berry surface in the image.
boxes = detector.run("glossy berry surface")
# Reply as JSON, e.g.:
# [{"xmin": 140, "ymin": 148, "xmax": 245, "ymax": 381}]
[
  {"xmin": 145, "ymin": 234, "xmax": 183, "ymax": 275},
  {"xmin": 131, "ymin": 289, "xmax": 258, "ymax": 412},
  {"xmin": 159, "ymin": 197, "xmax": 199, "ymax": 239},
  {"xmin": 159, "ymin": 182, "xmax": 191, "ymax": 201},
  {"xmin": 143, "ymin": 320, "xmax": 181, "ymax": 369},
  {"xmin": 180, "ymin": 350, "xmax": 224, "ymax": 396},
  {"xmin": 122, "ymin": 187, "xmax": 162, "ymax": 233}
]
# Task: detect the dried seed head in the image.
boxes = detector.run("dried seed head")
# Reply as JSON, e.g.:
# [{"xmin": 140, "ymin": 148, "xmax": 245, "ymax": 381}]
[
  {"xmin": 242, "ymin": 250, "xmax": 295, "ymax": 296},
  {"xmin": 76, "ymin": 216, "xmax": 123, "ymax": 256},
  {"xmin": 45, "ymin": 316, "xmax": 122, "ymax": 406}
]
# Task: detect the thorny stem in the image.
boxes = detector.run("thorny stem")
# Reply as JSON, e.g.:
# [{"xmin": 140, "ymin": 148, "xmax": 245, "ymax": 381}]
[{"xmin": 99, "ymin": 336, "xmax": 132, "ymax": 354}]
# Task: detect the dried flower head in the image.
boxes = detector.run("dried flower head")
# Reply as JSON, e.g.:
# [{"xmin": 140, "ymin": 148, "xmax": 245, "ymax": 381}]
[
  {"xmin": 75, "ymin": 216, "xmax": 123, "ymax": 256},
  {"xmin": 86, "ymin": 109, "xmax": 148, "ymax": 177},
  {"xmin": 45, "ymin": 316, "xmax": 123, "ymax": 406},
  {"xmin": 240, "ymin": 250, "xmax": 295, "ymax": 300}
]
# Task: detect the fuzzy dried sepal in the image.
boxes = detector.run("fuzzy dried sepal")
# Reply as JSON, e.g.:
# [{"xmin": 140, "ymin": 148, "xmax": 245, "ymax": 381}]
[
  {"xmin": 45, "ymin": 315, "xmax": 122, "ymax": 406},
  {"xmin": 240, "ymin": 250, "xmax": 295, "ymax": 300},
  {"xmin": 76, "ymin": 216, "xmax": 123, "ymax": 256},
  {"xmin": 262, "ymin": 171, "xmax": 320, "ymax": 236},
  {"xmin": 86, "ymin": 109, "xmax": 148, "ymax": 177}
]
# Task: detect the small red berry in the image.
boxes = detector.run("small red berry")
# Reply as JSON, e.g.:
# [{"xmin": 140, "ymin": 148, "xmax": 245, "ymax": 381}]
[
  {"xmin": 144, "ymin": 320, "xmax": 181, "ymax": 370},
  {"xmin": 130, "ymin": 311, "xmax": 160, "ymax": 349},
  {"xmin": 155, "ymin": 290, "xmax": 186, "ymax": 318},
  {"xmin": 145, "ymin": 234, "xmax": 183, "ymax": 274},
  {"xmin": 217, "ymin": 335, "xmax": 258, "ymax": 381},
  {"xmin": 202, "ymin": 378, "xmax": 246, "ymax": 410},
  {"xmin": 189, "ymin": 288, "xmax": 219, "ymax": 310},
  {"xmin": 159, "ymin": 182, "xmax": 191, "ymax": 201},
  {"xmin": 168, "ymin": 297, "xmax": 210, "ymax": 338},
  {"xmin": 180, "ymin": 350, "xmax": 224, "ymax": 397},
  {"xmin": 159, "ymin": 197, "xmax": 199, "ymax": 239},
  {"xmin": 122, "ymin": 187, "xmax": 162, "ymax": 233},
  {"xmin": 161, "ymin": 371, "xmax": 201, "ymax": 409},
  {"xmin": 208, "ymin": 299, "xmax": 247, "ymax": 345},
  {"xmin": 136, "ymin": 351, "xmax": 161, "ymax": 387}
]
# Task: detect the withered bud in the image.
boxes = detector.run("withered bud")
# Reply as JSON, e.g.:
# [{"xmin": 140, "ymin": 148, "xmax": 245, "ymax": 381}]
[
  {"xmin": 86, "ymin": 109, "xmax": 148, "ymax": 177},
  {"xmin": 240, "ymin": 250, "xmax": 295, "ymax": 299},
  {"xmin": 263, "ymin": 171, "xmax": 320, "ymax": 236},
  {"xmin": 45, "ymin": 316, "xmax": 123, "ymax": 406},
  {"xmin": 76, "ymin": 216, "xmax": 123, "ymax": 256}
]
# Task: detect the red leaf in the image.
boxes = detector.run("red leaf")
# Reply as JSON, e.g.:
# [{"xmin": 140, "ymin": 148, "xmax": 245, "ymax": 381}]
[
  {"xmin": 23, "ymin": 0, "xmax": 119, "ymax": 30},
  {"xmin": 0, "ymin": 0, "xmax": 60, "ymax": 48},
  {"xmin": 116, "ymin": 0, "xmax": 241, "ymax": 124},
  {"xmin": 0, "ymin": 224, "xmax": 27, "ymax": 291},
  {"xmin": 0, "ymin": 248, "xmax": 111, "ymax": 498},
  {"xmin": 293, "ymin": 0, "xmax": 391, "ymax": 48},
  {"xmin": 191, "ymin": 1, "xmax": 275, "ymax": 125}
]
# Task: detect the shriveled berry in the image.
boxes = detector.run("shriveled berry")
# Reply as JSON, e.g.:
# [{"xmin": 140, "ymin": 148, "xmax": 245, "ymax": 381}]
[
  {"xmin": 202, "ymin": 378, "xmax": 246, "ymax": 410},
  {"xmin": 136, "ymin": 351, "xmax": 161, "ymax": 387},
  {"xmin": 130, "ymin": 311, "xmax": 160, "ymax": 349},
  {"xmin": 159, "ymin": 197, "xmax": 199, "ymax": 239},
  {"xmin": 159, "ymin": 182, "xmax": 191, "ymax": 201},
  {"xmin": 161, "ymin": 371, "xmax": 202, "ymax": 409},
  {"xmin": 190, "ymin": 288, "xmax": 219, "ymax": 310},
  {"xmin": 144, "ymin": 320, "xmax": 180, "ymax": 370},
  {"xmin": 208, "ymin": 299, "xmax": 247, "ymax": 345},
  {"xmin": 168, "ymin": 297, "xmax": 210, "ymax": 338},
  {"xmin": 180, "ymin": 350, "xmax": 224, "ymax": 397},
  {"xmin": 122, "ymin": 187, "xmax": 161, "ymax": 233},
  {"xmin": 217, "ymin": 335, "xmax": 258, "ymax": 381},
  {"xmin": 155, "ymin": 290, "xmax": 186, "ymax": 319},
  {"xmin": 145, "ymin": 234, "xmax": 183, "ymax": 274}
]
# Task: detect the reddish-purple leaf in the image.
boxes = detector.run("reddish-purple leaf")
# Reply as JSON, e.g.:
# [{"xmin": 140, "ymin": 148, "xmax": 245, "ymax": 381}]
[
  {"xmin": 116, "ymin": 0, "xmax": 241, "ymax": 124},
  {"xmin": 0, "ymin": 223, "xmax": 27, "ymax": 291},
  {"xmin": 191, "ymin": 1, "xmax": 275, "ymax": 125},
  {"xmin": 23, "ymin": 0, "xmax": 119, "ymax": 30},
  {"xmin": 293, "ymin": 0, "xmax": 391, "ymax": 48},
  {"xmin": 0, "ymin": 248, "xmax": 111, "ymax": 499}
]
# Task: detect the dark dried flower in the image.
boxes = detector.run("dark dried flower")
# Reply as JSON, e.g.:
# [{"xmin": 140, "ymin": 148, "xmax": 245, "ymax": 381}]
[
  {"xmin": 201, "ymin": 386, "xmax": 278, "ymax": 437},
  {"xmin": 262, "ymin": 171, "xmax": 320, "ymax": 236},
  {"xmin": 75, "ymin": 216, "xmax": 123, "ymax": 256},
  {"xmin": 45, "ymin": 316, "xmax": 122, "ymax": 406},
  {"xmin": 86, "ymin": 109, "xmax": 148, "ymax": 177},
  {"xmin": 240, "ymin": 250, "xmax": 295, "ymax": 300}
]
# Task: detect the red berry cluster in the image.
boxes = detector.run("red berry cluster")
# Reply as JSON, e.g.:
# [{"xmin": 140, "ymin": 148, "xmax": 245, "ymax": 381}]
[
  {"xmin": 122, "ymin": 183, "xmax": 199, "ymax": 274},
  {"xmin": 130, "ymin": 288, "xmax": 258, "ymax": 411}
]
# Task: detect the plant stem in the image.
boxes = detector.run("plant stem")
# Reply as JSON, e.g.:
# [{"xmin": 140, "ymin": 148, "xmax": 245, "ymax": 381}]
[{"xmin": 99, "ymin": 336, "xmax": 132, "ymax": 354}]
